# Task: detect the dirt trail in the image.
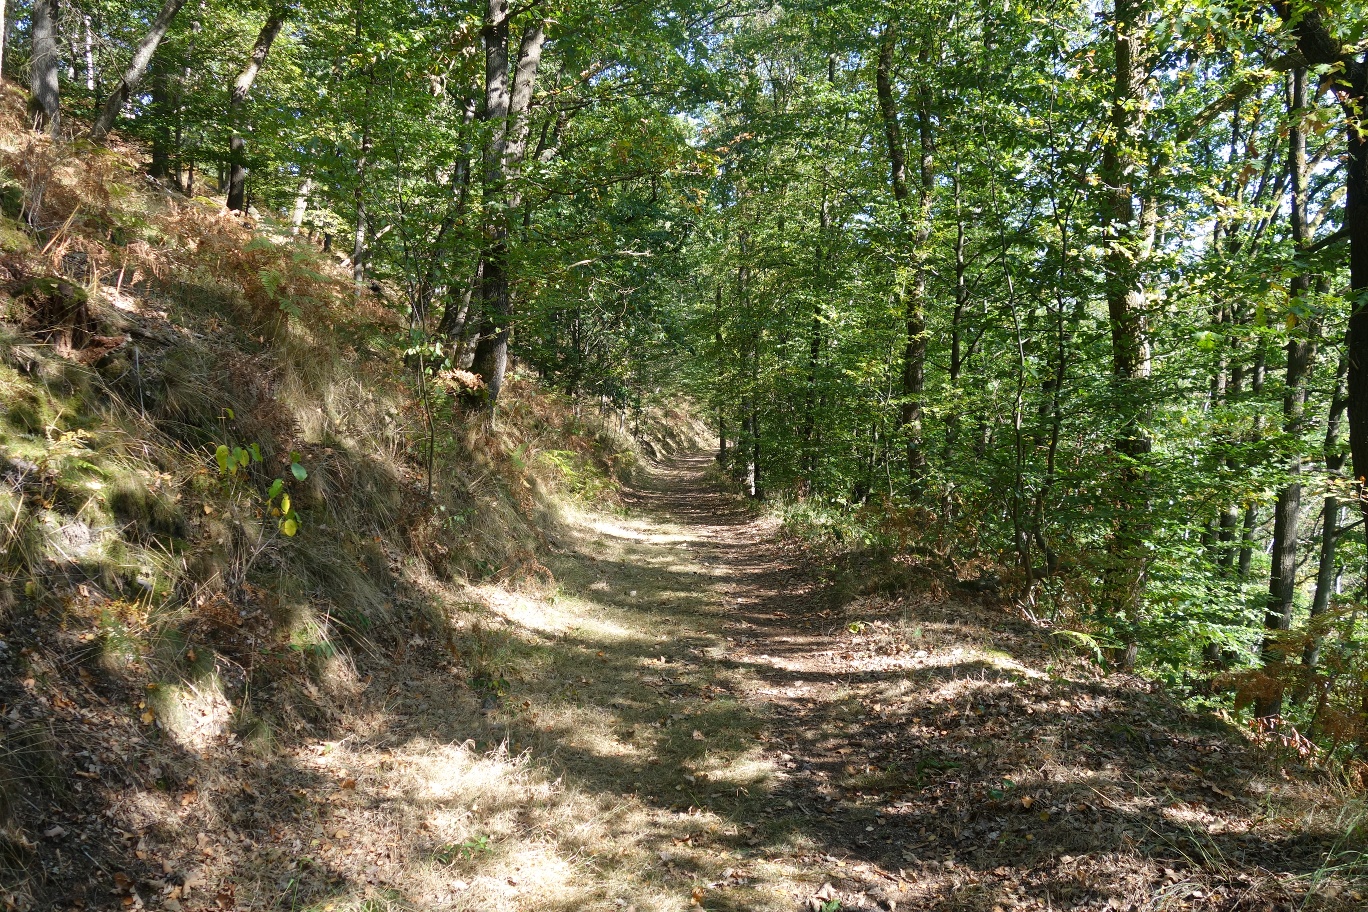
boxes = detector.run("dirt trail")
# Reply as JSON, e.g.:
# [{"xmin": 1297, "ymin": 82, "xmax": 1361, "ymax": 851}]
[
  {"xmin": 27, "ymin": 453, "xmax": 1360, "ymax": 912},
  {"xmin": 540, "ymin": 453, "xmax": 1360, "ymax": 911}
]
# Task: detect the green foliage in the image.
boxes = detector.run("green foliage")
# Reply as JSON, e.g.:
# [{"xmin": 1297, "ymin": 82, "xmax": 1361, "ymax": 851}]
[
  {"xmin": 432, "ymin": 835, "xmax": 493, "ymax": 865},
  {"xmin": 213, "ymin": 435, "xmax": 306, "ymax": 537},
  {"xmin": 28, "ymin": 0, "xmax": 1366, "ymax": 759}
]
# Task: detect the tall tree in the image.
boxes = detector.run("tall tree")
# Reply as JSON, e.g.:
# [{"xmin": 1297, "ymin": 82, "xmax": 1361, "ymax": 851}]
[
  {"xmin": 89, "ymin": 0, "xmax": 190, "ymax": 141},
  {"xmin": 1098, "ymin": 0, "xmax": 1153, "ymax": 665},
  {"xmin": 471, "ymin": 0, "xmax": 546, "ymax": 406},
  {"xmin": 1260, "ymin": 66, "xmax": 1317, "ymax": 717},
  {"xmin": 1273, "ymin": 7, "xmax": 1366, "ymax": 584},
  {"xmin": 227, "ymin": 5, "xmax": 290, "ymax": 213},
  {"xmin": 874, "ymin": 18, "xmax": 933, "ymax": 490}
]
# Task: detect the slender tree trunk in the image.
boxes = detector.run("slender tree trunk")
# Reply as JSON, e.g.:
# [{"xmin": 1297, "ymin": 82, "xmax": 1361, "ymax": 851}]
[
  {"xmin": 713, "ymin": 283, "xmax": 727, "ymax": 463},
  {"xmin": 801, "ymin": 190, "xmax": 830, "ymax": 482},
  {"xmin": 82, "ymin": 15, "xmax": 95, "ymax": 91},
  {"xmin": 290, "ymin": 176, "xmax": 312, "ymax": 234},
  {"xmin": 744, "ymin": 396, "xmax": 759, "ymax": 498},
  {"xmin": 1099, "ymin": 0, "xmax": 1153, "ymax": 666},
  {"xmin": 30, "ymin": 0, "xmax": 61, "ymax": 135},
  {"xmin": 471, "ymin": 0, "xmax": 511, "ymax": 404},
  {"xmin": 149, "ymin": 52, "xmax": 174, "ymax": 180},
  {"xmin": 1259, "ymin": 70, "xmax": 1317, "ymax": 715},
  {"xmin": 471, "ymin": 7, "xmax": 546, "ymax": 406},
  {"xmin": 1300, "ymin": 351, "xmax": 1348, "ymax": 689},
  {"xmin": 227, "ymin": 6, "xmax": 289, "ymax": 213},
  {"xmin": 946, "ymin": 166, "xmax": 968, "ymax": 455},
  {"xmin": 1277, "ymin": 5, "xmax": 1368, "ymax": 629},
  {"xmin": 1239, "ymin": 346, "xmax": 1267, "ymax": 580},
  {"xmin": 352, "ymin": 117, "xmax": 371, "ymax": 289},
  {"xmin": 875, "ymin": 22, "xmax": 932, "ymax": 492},
  {"xmin": 89, "ymin": 0, "xmax": 188, "ymax": 141}
]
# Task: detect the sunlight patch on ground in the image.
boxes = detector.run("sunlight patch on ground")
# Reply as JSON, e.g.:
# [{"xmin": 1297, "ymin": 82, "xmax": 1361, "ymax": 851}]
[{"xmin": 477, "ymin": 584, "xmax": 652, "ymax": 645}]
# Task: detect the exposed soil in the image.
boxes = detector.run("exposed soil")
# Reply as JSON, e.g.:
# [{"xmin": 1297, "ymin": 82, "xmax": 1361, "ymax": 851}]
[{"xmin": 6, "ymin": 452, "xmax": 1365, "ymax": 911}]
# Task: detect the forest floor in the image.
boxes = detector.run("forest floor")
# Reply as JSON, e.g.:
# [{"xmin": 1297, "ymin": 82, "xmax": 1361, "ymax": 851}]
[{"xmin": 25, "ymin": 453, "xmax": 1368, "ymax": 912}]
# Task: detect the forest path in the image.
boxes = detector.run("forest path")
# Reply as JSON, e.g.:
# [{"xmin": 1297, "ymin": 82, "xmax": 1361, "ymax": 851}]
[
  {"xmin": 511, "ymin": 451, "xmax": 1357, "ymax": 911},
  {"xmin": 216, "ymin": 453, "xmax": 1357, "ymax": 912}
]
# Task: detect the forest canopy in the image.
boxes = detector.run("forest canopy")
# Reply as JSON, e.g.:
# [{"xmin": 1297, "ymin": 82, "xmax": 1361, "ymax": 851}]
[{"xmin": 6, "ymin": 0, "xmax": 1368, "ymax": 744}]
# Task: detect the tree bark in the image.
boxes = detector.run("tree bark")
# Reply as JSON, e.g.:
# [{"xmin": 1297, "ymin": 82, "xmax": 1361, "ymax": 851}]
[
  {"xmin": 1306, "ymin": 352, "xmax": 1349, "ymax": 675},
  {"xmin": 82, "ymin": 14, "xmax": 96, "ymax": 91},
  {"xmin": 148, "ymin": 49, "xmax": 175, "ymax": 181},
  {"xmin": 1239, "ymin": 346, "xmax": 1266, "ymax": 579},
  {"xmin": 30, "ymin": 0, "xmax": 61, "ymax": 135},
  {"xmin": 801, "ymin": 189, "xmax": 830, "ymax": 482},
  {"xmin": 227, "ymin": 6, "xmax": 289, "ymax": 213},
  {"xmin": 1099, "ymin": 0, "xmax": 1153, "ymax": 664},
  {"xmin": 290, "ymin": 176, "xmax": 312, "ymax": 234},
  {"xmin": 352, "ymin": 97, "xmax": 371, "ymax": 290},
  {"xmin": 471, "ymin": 8, "xmax": 545, "ymax": 406},
  {"xmin": 89, "ymin": 0, "xmax": 188, "ymax": 141}
]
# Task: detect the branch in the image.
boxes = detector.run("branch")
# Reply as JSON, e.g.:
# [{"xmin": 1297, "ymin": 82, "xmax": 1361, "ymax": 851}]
[{"xmin": 1307, "ymin": 225, "xmax": 1349, "ymax": 253}]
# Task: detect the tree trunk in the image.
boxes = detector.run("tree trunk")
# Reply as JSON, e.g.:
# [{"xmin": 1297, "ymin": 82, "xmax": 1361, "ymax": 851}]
[
  {"xmin": 148, "ymin": 51, "xmax": 175, "ymax": 181},
  {"xmin": 471, "ymin": 7, "xmax": 545, "ymax": 406},
  {"xmin": 352, "ymin": 128, "xmax": 370, "ymax": 288},
  {"xmin": 347, "ymin": 64, "xmax": 374, "ymax": 292},
  {"xmin": 89, "ymin": 0, "xmax": 188, "ymax": 141},
  {"xmin": 1305, "ymin": 351, "xmax": 1348, "ymax": 680},
  {"xmin": 946, "ymin": 166, "xmax": 968, "ymax": 455},
  {"xmin": 749, "ymin": 408, "xmax": 760, "ymax": 498},
  {"xmin": 470, "ymin": 0, "xmax": 511, "ymax": 402},
  {"xmin": 1277, "ymin": 5, "xmax": 1368, "ymax": 641},
  {"xmin": 227, "ymin": 6, "xmax": 289, "ymax": 213},
  {"xmin": 875, "ymin": 21, "xmax": 931, "ymax": 492},
  {"xmin": 82, "ymin": 14, "xmax": 96, "ymax": 91},
  {"xmin": 1099, "ymin": 0, "xmax": 1153, "ymax": 664},
  {"xmin": 30, "ymin": 0, "xmax": 61, "ymax": 135},
  {"xmin": 290, "ymin": 176, "xmax": 312, "ymax": 234},
  {"xmin": 1239, "ymin": 347, "xmax": 1266, "ymax": 580},
  {"xmin": 1260, "ymin": 67, "xmax": 1316, "ymax": 719},
  {"xmin": 801, "ymin": 190, "xmax": 830, "ymax": 482}
]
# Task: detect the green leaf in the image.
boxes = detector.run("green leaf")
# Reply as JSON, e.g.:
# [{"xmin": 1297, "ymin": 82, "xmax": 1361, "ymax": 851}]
[
  {"xmin": 235, "ymin": 447, "xmax": 250, "ymax": 468},
  {"xmin": 268, "ymin": 478, "xmax": 284, "ymax": 499},
  {"xmin": 249, "ymin": 443, "xmax": 262, "ymax": 463},
  {"xmin": 291, "ymin": 462, "xmax": 308, "ymax": 481},
  {"xmin": 215, "ymin": 444, "xmax": 230, "ymax": 474}
]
